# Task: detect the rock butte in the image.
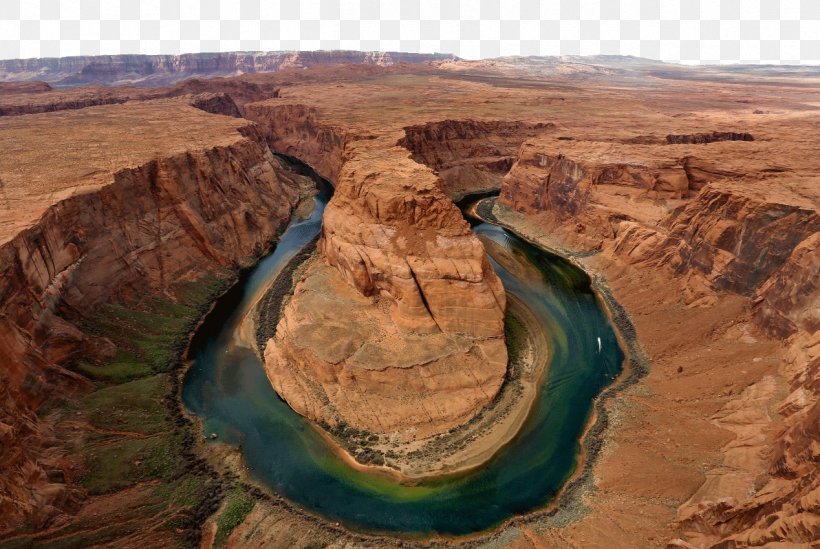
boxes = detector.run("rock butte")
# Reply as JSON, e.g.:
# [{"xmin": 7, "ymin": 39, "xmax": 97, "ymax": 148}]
[
  {"xmin": 264, "ymin": 140, "xmax": 507, "ymax": 445},
  {"xmin": 0, "ymin": 53, "xmax": 818, "ymax": 547}
]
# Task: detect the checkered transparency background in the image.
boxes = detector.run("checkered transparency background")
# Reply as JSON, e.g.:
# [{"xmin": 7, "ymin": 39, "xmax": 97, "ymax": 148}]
[{"xmin": 1, "ymin": 0, "xmax": 819, "ymax": 64}]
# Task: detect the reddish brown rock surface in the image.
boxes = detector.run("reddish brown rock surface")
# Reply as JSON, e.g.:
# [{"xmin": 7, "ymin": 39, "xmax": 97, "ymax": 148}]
[
  {"xmin": 1, "ymin": 54, "xmax": 819, "ymax": 547},
  {"xmin": 398, "ymin": 119, "xmax": 555, "ymax": 198},
  {"xmin": 494, "ymin": 129, "xmax": 819, "ymax": 547},
  {"xmin": 264, "ymin": 141, "xmax": 507, "ymax": 441},
  {"xmin": 0, "ymin": 101, "xmax": 301, "ymax": 531}
]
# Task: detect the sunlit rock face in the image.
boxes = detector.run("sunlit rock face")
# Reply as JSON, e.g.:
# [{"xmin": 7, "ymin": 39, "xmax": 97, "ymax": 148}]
[{"xmin": 264, "ymin": 143, "xmax": 507, "ymax": 439}]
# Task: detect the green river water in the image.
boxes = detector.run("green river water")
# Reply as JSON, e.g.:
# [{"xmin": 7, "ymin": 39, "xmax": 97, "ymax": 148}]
[{"xmin": 182, "ymin": 161, "xmax": 624, "ymax": 536}]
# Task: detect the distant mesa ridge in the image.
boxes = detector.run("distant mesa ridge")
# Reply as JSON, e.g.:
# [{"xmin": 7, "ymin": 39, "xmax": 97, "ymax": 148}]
[{"xmin": 0, "ymin": 50, "xmax": 458, "ymax": 87}]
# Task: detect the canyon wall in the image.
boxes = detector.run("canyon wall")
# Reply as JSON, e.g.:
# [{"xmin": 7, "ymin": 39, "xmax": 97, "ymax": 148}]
[
  {"xmin": 0, "ymin": 125, "xmax": 301, "ymax": 531},
  {"xmin": 264, "ymin": 140, "xmax": 508, "ymax": 440},
  {"xmin": 244, "ymin": 102, "xmax": 350, "ymax": 184},
  {"xmin": 496, "ymin": 135, "xmax": 820, "ymax": 547},
  {"xmin": 0, "ymin": 78, "xmax": 279, "ymax": 117},
  {"xmin": 397, "ymin": 119, "xmax": 555, "ymax": 198},
  {"xmin": 0, "ymin": 51, "xmax": 456, "ymax": 87},
  {"xmin": 498, "ymin": 138, "xmax": 818, "ymax": 331}
]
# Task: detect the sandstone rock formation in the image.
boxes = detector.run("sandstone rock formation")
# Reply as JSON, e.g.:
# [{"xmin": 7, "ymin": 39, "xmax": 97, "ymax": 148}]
[
  {"xmin": 0, "ymin": 51, "xmax": 455, "ymax": 87},
  {"xmin": 665, "ymin": 131, "xmax": 754, "ymax": 144},
  {"xmin": 397, "ymin": 119, "xmax": 555, "ymax": 198},
  {"xmin": 264, "ymin": 143, "xmax": 507, "ymax": 440},
  {"xmin": 244, "ymin": 102, "xmax": 350, "ymax": 183},
  {"xmin": 1, "ymin": 53, "xmax": 819, "ymax": 547},
  {"xmin": 495, "ymin": 132, "xmax": 820, "ymax": 547},
  {"xmin": 0, "ymin": 101, "xmax": 301, "ymax": 530},
  {"xmin": 0, "ymin": 77, "xmax": 280, "ymax": 117}
]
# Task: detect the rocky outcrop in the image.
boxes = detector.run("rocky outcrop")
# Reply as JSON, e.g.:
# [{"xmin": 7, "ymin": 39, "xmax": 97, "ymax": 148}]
[
  {"xmin": 321, "ymin": 147, "xmax": 506, "ymax": 336},
  {"xmin": 647, "ymin": 185, "xmax": 820, "ymax": 296},
  {"xmin": 0, "ymin": 123, "xmax": 301, "ymax": 531},
  {"xmin": 0, "ymin": 81, "xmax": 52, "ymax": 94},
  {"xmin": 244, "ymin": 102, "xmax": 350, "ymax": 184},
  {"xmin": 666, "ymin": 131, "xmax": 754, "ymax": 144},
  {"xmin": 498, "ymin": 139, "xmax": 699, "ymax": 244},
  {"xmin": 0, "ymin": 51, "xmax": 456, "ymax": 87},
  {"xmin": 499, "ymin": 139, "xmax": 818, "ymax": 310},
  {"xmin": 497, "ymin": 134, "xmax": 820, "ymax": 547},
  {"xmin": 188, "ymin": 92, "xmax": 242, "ymax": 117},
  {"xmin": 264, "ymin": 143, "xmax": 507, "ymax": 441},
  {"xmin": 397, "ymin": 119, "xmax": 554, "ymax": 198},
  {"xmin": 753, "ymin": 233, "xmax": 820, "ymax": 338},
  {"xmin": 0, "ymin": 77, "xmax": 279, "ymax": 117}
]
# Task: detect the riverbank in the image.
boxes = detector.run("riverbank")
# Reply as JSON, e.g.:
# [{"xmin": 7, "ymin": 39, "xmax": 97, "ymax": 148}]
[
  {"xmin": 471, "ymin": 198, "xmax": 789, "ymax": 547},
  {"xmin": 246, "ymin": 240, "xmax": 551, "ymax": 482},
  {"xmin": 193, "ymin": 193, "xmax": 646, "ymax": 547}
]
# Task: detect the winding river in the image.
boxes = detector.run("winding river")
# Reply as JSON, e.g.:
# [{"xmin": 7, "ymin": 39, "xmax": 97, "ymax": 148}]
[{"xmin": 182, "ymin": 159, "xmax": 624, "ymax": 536}]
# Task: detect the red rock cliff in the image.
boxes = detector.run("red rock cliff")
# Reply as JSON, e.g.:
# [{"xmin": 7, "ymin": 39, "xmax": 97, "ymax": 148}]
[
  {"xmin": 244, "ymin": 102, "xmax": 350, "ymax": 184},
  {"xmin": 0, "ymin": 121, "xmax": 301, "ymax": 531},
  {"xmin": 0, "ymin": 51, "xmax": 456, "ymax": 87},
  {"xmin": 496, "ymin": 135, "xmax": 820, "ymax": 547},
  {"xmin": 398, "ymin": 119, "xmax": 554, "ymax": 198}
]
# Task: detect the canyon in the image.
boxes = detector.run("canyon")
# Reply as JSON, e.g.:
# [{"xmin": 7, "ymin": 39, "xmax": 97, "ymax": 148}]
[{"xmin": 0, "ymin": 53, "xmax": 817, "ymax": 547}]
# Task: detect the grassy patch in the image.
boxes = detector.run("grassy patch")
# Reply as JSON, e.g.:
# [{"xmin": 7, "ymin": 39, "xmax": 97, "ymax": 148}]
[
  {"xmin": 80, "ymin": 374, "xmax": 168, "ymax": 435},
  {"xmin": 214, "ymin": 487, "xmax": 255, "ymax": 546},
  {"xmin": 24, "ymin": 273, "xmax": 236, "ymax": 547},
  {"xmin": 75, "ymin": 274, "xmax": 227, "ymax": 382},
  {"xmin": 504, "ymin": 310, "xmax": 529, "ymax": 370},
  {"xmin": 81, "ymin": 432, "xmax": 181, "ymax": 495},
  {"xmin": 74, "ymin": 353, "xmax": 153, "ymax": 383},
  {"xmin": 152, "ymin": 475, "xmax": 209, "ymax": 510},
  {"xmin": 0, "ymin": 477, "xmax": 216, "ymax": 549}
]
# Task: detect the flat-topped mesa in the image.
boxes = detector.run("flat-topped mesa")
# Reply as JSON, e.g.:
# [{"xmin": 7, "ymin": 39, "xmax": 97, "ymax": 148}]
[{"xmin": 264, "ymin": 145, "xmax": 507, "ymax": 442}]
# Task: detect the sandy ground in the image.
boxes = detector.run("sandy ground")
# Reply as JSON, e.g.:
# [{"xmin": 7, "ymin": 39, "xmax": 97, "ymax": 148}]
[{"xmin": 0, "ymin": 99, "xmax": 249, "ymax": 245}]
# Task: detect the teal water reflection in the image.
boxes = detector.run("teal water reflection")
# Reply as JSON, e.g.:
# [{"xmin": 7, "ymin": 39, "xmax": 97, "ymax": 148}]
[{"xmin": 182, "ymin": 173, "xmax": 624, "ymax": 536}]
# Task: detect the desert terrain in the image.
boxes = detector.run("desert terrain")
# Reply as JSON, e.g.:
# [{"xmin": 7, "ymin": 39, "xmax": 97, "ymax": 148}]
[{"xmin": 0, "ymin": 53, "xmax": 817, "ymax": 547}]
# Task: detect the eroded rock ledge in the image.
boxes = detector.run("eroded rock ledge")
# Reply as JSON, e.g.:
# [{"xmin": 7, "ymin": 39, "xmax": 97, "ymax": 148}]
[
  {"xmin": 397, "ymin": 119, "xmax": 555, "ymax": 199},
  {"xmin": 264, "ymin": 141, "xmax": 508, "ymax": 450},
  {"xmin": 494, "ymin": 134, "xmax": 820, "ymax": 547},
  {"xmin": 0, "ymin": 102, "xmax": 302, "ymax": 530}
]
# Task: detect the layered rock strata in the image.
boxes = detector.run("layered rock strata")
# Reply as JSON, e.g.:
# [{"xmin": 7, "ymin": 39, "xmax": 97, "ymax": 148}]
[
  {"xmin": 495, "ymin": 134, "xmax": 820, "ymax": 547},
  {"xmin": 397, "ymin": 119, "xmax": 555, "ymax": 198},
  {"xmin": 0, "ymin": 51, "xmax": 456, "ymax": 87},
  {"xmin": 0, "ymin": 102, "xmax": 302, "ymax": 530},
  {"xmin": 264, "ymin": 143, "xmax": 507, "ymax": 441},
  {"xmin": 0, "ymin": 77, "xmax": 279, "ymax": 117},
  {"xmin": 243, "ymin": 102, "xmax": 350, "ymax": 184}
]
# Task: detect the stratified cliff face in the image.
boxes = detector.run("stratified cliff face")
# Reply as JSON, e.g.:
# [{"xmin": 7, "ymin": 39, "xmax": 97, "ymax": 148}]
[
  {"xmin": 0, "ymin": 77, "xmax": 279, "ymax": 117},
  {"xmin": 496, "ymin": 135, "xmax": 820, "ymax": 547},
  {"xmin": 753, "ymin": 233, "xmax": 819, "ymax": 338},
  {"xmin": 666, "ymin": 131, "xmax": 754, "ymax": 144},
  {"xmin": 0, "ymin": 51, "xmax": 456, "ymax": 87},
  {"xmin": 244, "ymin": 102, "xmax": 349, "ymax": 183},
  {"xmin": 264, "ymin": 142, "xmax": 507, "ymax": 440},
  {"xmin": 0, "ymin": 124, "xmax": 300, "ymax": 531},
  {"xmin": 398, "ymin": 119, "xmax": 554, "ymax": 198},
  {"xmin": 499, "ymin": 139, "xmax": 698, "ymax": 242},
  {"xmin": 321, "ymin": 147, "xmax": 506, "ymax": 336},
  {"xmin": 650, "ymin": 186, "xmax": 820, "ymax": 297}
]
